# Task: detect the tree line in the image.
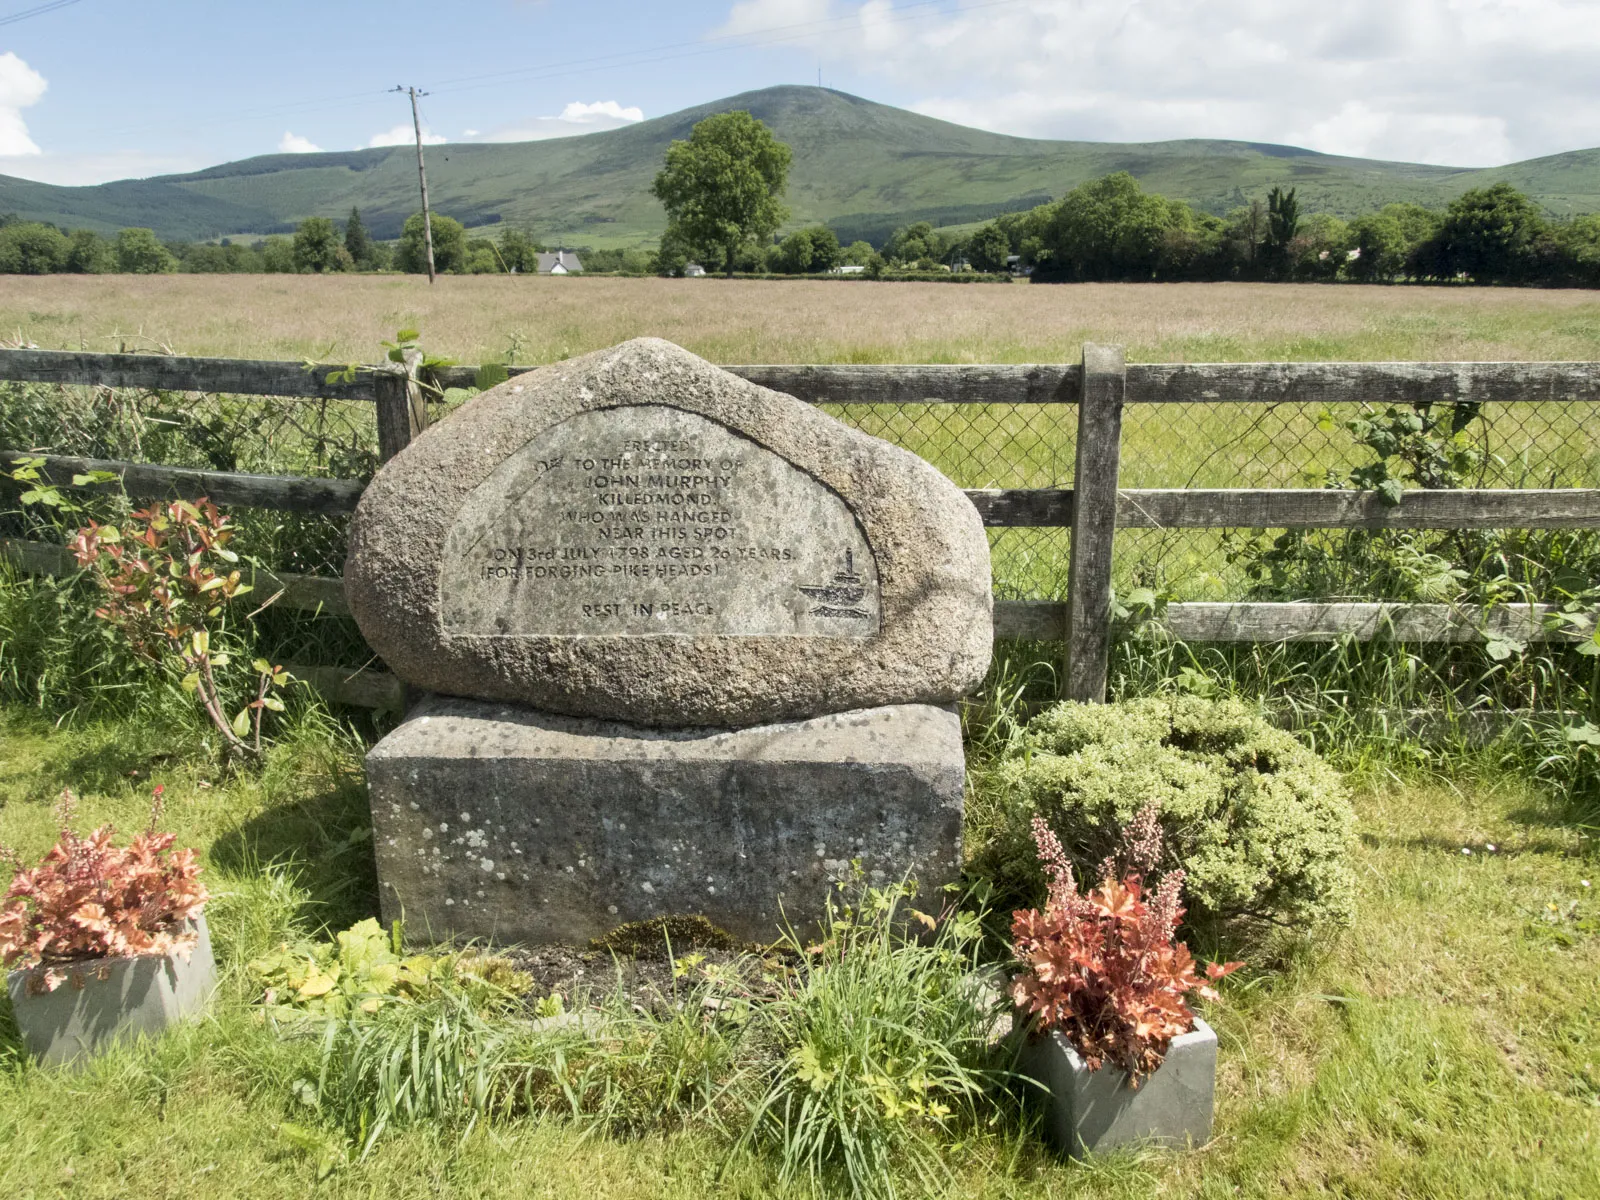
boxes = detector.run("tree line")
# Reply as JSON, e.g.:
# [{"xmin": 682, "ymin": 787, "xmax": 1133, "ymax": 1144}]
[{"xmin": 4, "ymin": 123, "xmax": 1599, "ymax": 286}]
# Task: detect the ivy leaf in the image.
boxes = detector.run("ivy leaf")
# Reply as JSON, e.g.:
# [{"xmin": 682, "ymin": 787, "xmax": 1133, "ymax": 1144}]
[
  {"xmin": 1562, "ymin": 722, "xmax": 1600, "ymax": 745},
  {"xmin": 1377, "ymin": 478, "xmax": 1405, "ymax": 507}
]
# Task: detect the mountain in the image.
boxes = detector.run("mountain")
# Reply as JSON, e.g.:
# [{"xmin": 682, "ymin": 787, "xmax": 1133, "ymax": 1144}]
[{"xmin": 4, "ymin": 86, "xmax": 1600, "ymax": 247}]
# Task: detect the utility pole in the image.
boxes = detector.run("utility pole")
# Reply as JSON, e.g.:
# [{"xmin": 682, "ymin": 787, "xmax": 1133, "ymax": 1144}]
[{"xmin": 393, "ymin": 85, "xmax": 435, "ymax": 283}]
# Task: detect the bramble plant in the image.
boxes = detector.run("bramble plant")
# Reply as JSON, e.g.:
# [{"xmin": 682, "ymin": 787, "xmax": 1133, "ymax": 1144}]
[
  {"xmin": 1011, "ymin": 806, "xmax": 1241, "ymax": 1080},
  {"xmin": 68, "ymin": 498, "xmax": 291, "ymax": 759},
  {"xmin": 0, "ymin": 786, "xmax": 208, "ymax": 991}
]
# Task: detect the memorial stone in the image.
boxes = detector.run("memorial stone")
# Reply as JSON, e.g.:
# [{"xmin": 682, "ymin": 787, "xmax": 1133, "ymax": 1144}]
[{"xmin": 350, "ymin": 338, "xmax": 992, "ymax": 943}]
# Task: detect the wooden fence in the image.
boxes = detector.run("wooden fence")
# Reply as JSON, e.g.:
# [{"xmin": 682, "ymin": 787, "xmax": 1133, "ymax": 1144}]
[{"xmin": 3, "ymin": 345, "xmax": 1598, "ymax": 709}]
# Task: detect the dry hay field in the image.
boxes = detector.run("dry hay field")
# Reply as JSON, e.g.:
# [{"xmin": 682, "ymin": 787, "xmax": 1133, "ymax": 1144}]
[{"xmin": 3, "ymin": 274, "xmax": 1600, "ymax": 365}]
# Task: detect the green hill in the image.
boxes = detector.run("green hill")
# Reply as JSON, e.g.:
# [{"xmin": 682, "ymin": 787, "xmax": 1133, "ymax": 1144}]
[{"xmin": 4, "ymin": 86, "xmax": 1600, "ymax": 247}]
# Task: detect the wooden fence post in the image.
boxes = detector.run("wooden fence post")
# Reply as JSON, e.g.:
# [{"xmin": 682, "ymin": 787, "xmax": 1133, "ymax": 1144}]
[
  {"xmin": 1064, "ymin": 343, "xmax": 1126, "ymax": 702},
  {"xmin": 374, "ymin": 348, "xmax": 428, "ymax": 463}
]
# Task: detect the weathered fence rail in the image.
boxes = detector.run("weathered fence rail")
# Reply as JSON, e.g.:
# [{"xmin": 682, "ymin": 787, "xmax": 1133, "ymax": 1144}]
[{"xmin": 4, "ymin": 345, "xmax": 1597, "ymax": 707}]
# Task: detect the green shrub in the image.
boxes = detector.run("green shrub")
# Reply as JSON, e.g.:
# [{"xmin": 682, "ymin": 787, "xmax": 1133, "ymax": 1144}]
[{"xmin": 983, "ymin": 696, "xmax": 1356, "ymax": 930}]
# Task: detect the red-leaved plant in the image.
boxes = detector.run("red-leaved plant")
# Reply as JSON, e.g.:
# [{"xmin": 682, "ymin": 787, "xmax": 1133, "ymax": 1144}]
[
  {"xmin": 1011, "ymin": 803, "xmax": 1242, "ymax": 1081},
  {"xmin": 0, "ymin": 787, "xmax": 208, "ymax": 992}
]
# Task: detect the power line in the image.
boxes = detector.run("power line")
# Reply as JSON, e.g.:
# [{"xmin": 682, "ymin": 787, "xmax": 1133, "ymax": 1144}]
[{"xmin": 0, "ymin": 0, "xmax": 83, "ymax": 27}]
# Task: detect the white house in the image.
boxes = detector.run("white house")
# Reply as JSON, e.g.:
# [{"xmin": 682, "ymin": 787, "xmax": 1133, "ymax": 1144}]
[
  {"xmin": 834, "ymin": 263, "xmax": 866, "ymax": 275},
  {"xmin": 683, "ymin": 263, "xmax": 707, "ymax": 277},
  {"xmin": 536, "ymin": 250, "xmax": 583, "ymax": 275}
]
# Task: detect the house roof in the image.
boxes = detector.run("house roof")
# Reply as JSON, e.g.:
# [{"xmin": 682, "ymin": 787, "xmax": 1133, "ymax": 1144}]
[{"xmin": 536, "ymin": 251, "xmax": 583, "ymax": 274}]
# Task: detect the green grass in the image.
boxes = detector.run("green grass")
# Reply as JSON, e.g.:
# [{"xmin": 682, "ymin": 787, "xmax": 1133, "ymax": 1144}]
[{"xmin": 1, "ymin": 707, "xmax": 1596, "ymax": 1197}]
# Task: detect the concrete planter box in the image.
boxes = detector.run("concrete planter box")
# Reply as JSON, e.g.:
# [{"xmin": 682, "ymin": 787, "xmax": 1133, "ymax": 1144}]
[
  {"xmin": 5, "ymin": 916, "xmax": 216, "ymax": 1068},
  {"xmin": 1018, "ymin": 1017, "xmax": 1217, "ymax": 1159}
]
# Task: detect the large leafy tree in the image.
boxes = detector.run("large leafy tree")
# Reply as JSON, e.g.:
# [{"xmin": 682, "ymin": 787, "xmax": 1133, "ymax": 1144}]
[
  {"xmin": 967, "ymin": 222, "xmax": 1012, "ymax": 272},
  {"xmin": 1423, "ymin": 183, "xmax": 1545, "ymax": 283},
  {"xmin": 396, "ymin": 212, "xmax": 466, "ymax": 274},
  {"xmin": 1047, "ymin": 172, "xmax": 1178, "ymax": 280},
  {"xmin": 650, "ymin": 111, "xmax": 791, "ymax": 276},
  {"xmin": 0, "ymin": 222, "xmax": 67, "ymax": 274},
  {"xmin": 115, "ymin": 227, "xmax": 177, "ymax": 274},
  {"xmin": 292, "ymin": 217, "xmax": 347, "ymax": 273}
]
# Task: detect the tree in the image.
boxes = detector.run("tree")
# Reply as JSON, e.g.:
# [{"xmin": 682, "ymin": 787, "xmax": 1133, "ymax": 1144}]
[
  {"xmin": 344, "ymin": 207, "xmax": 373, "ymax": 268},
  {"xmin": 463, "ymin": 237, "xmax": 502, "ymax": 273},
  {"xmin": 1286, "ymin": 212, "xmax": 1348, "ymax": 281},
  {"xmin": 498, "ymin": 228, "xmax": 544, "ymax": 273},
  {"xmin": 1047, "ymin": 172, "xmax": 1176, "ymax": 280},
  {"xmin": 1346, "ymin": 211, "xmax": 1407, "ymax": 282},
  {"xmin": 839, "ymin": 239, "xmax": 875, "ymax": 266},
  {"xmin": 115, "ymin": 228, "xmax": 177, "ymax": 274},
  {"xmin": 397, "ymin": 212, "xmax": 465, "ymax": 273},
  {"xmin": 774, "ymin": 225, "xmax": 841, "ymax": 274},
  {"xmin": 650, "ymin": 111, "xmax": 791, "ymax": 276},
  {"xmin": 292, "ymin": 217, "xmax": 347, "ymax": 273},
  {"xmin": 0, "ymin": 222, "xmax": 67, "ymax": 274},
  {"xmin": 967, "ymin": 222, "xmax": 1011, "ymax": 272},
  {"xmin": 1424, "ymin": 183, "xmax": 1545, "ymax": 283},
  {"xmin": 62, "ymin": 228, "xmax": 113, "ymax": 274},
  {"xmin": 259, "ymin": 236, "xmax": 295, "ymax": 273},
  {"xmin": 1264, "ymin": 186, "xmax": 1300, "ymax": 275}
]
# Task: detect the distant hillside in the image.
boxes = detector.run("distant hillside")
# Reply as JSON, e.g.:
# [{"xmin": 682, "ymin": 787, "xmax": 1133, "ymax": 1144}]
[{"xmin": 4, "ymin": 86, "xmax": 1599, "ymax": 247}]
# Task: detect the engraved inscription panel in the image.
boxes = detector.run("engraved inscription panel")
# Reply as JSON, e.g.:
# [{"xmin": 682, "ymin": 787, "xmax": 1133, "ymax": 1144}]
[{"xmin": 441, "ymin": 405, "xmax": 879, "ymax": 637}]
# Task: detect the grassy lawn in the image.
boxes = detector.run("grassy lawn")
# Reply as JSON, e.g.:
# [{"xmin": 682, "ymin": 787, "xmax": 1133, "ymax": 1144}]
[{"xmin": 1, "ymin": 707, "xmax": 1595, "ymax": 1198}]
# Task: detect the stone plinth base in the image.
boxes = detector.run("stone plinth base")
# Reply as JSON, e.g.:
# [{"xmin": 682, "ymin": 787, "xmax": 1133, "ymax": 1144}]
[{"xmin": 365, "ymin": 696, "xmax": 965, "ymax": 945}]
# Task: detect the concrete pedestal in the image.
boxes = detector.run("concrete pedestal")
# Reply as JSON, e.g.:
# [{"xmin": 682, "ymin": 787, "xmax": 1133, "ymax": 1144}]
[{"xmin": 365, "ymin": 696, "xmax": 965, "ymax": 945}]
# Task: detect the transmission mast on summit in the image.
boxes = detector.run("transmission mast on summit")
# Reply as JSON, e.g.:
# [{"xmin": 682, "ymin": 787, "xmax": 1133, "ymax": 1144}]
[{"xmin": 392, "ymin": 85, "xmax": 436, "ymax": 283}]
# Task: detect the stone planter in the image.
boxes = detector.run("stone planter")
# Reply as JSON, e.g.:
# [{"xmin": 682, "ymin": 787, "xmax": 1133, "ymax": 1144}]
[
  {"xmin": 5, "ymin": 916, "xmax": 216, "ymax": 1068},
  {"xmin": 1018, "ymin": 1017, "xmax": 1217, "ymax": 1159}
]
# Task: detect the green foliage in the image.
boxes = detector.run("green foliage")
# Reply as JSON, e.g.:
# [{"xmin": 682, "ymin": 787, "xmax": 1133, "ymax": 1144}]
[
  {"xmin": 651, "ymin": 110, "xmax": 792, "ymax": 276},
  {"xmin": 395, "ymin": 212, "xmax": 466, "ymax": 274},
  {"xmin": 737, "ymin": 883, "xmax": 1003, "ymax": 1200},
  {"xmin": 772, "ymin": 224, "xmax": 840, "ymax": 274},
  {"xmin": 247, "ymin": 917, "xmax": 531, "ymax": 1020},
  {"xmin": 115, "ymin": 227, "xmax": 177, "ymax": 274},
  {"xmin": 292, "ymin": 217, "xmax": 349, "ymax": 273},
  {"xmin": 60, "ymin": 227, "xmax": 113, "ymax": 274},
  {"xmin": 259, "ymin": 235, "xmax": 295, "ymax": 273},
  {"xmin": 0, "ymin": 221, "xmax": 67, "ymax": 274},
  {"xmin": 343, "ymin": 206, "xmax": 373, "ymax": 267},
  {"xmin": 965, "ymin": 222, "xmax": 1011, "ymax": 272},
  {"xmin": 496, "ymin": 227, "xmax": 544, "ymax": 273},
  {"xmin": 1419, "ymin": 182, "xmax": 1547, "ymax": 282},
  {"xmin": 1264, "ymin": 185, "xmax": 1300, "ymax": 275},
  {"xmin": 985, "ymin": 696, "xmax": 1357, "ymax": 931},
  {"xmin": 1045, "ymin": 172, "xmax": 1188, "ymax": 281}
]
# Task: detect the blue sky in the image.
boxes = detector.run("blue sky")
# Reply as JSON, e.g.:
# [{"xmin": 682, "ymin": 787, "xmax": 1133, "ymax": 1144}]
[{"xmin": 2, "ymin": 0, "xmax": 1598, "ymax": 185}]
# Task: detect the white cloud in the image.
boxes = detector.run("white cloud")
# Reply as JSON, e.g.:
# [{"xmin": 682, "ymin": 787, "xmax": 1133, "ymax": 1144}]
[
  {"xmin": 559, "ymin": 100, "xmax": 644, "ymax": 124},
  {"xmin": 717, "ymin": 0, "xmax": 1600, "ymax": 166},
  {"xmin": 367, "ymin": 124, "xmax": 446, "ymax": 148},
  {"xmin": 467, "ymin": 100, "xmax": 644, "ymax": 143},
  {"xmin": 0, "ymin": 51, "xmax": 47, "ymax": 157},
  {"xmin": 278, "ymin": 131, "xmax": 322, "ymax": 154}
]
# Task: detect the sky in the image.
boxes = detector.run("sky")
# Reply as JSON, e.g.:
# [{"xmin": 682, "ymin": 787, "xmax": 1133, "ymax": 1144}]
[{"xmin": 0, "ymin": 0, "xmax": 1597, "ymax": 186}]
